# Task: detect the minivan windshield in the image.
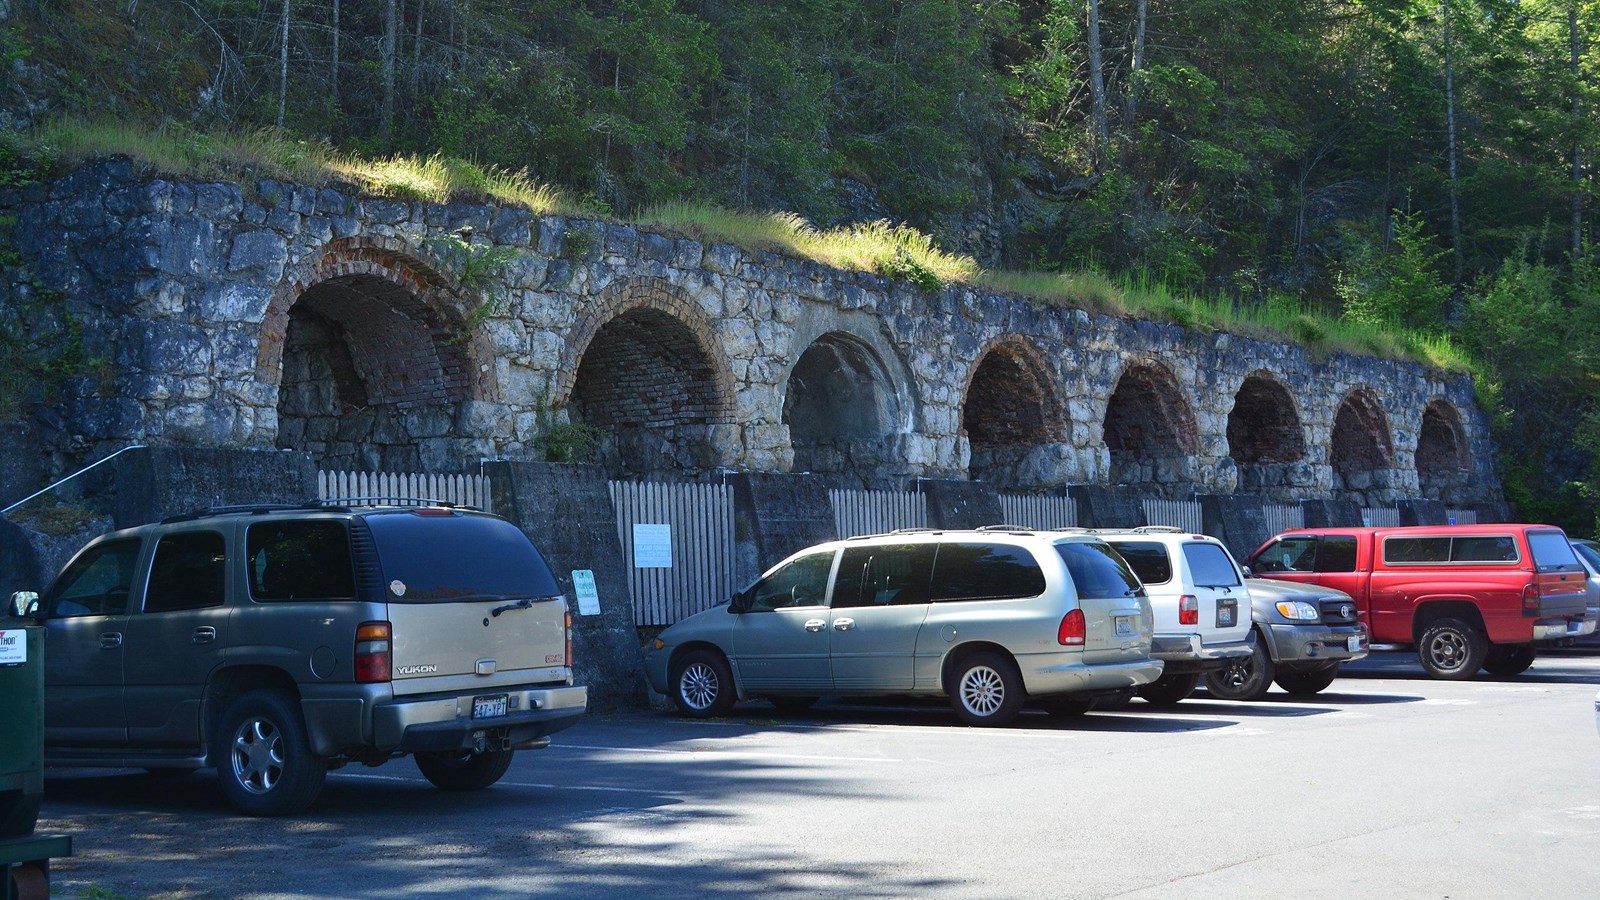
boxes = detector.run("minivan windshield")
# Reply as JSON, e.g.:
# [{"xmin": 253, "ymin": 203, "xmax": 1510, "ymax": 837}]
[{"xmin": 366, "ymin": 512, "xmax": 560, "ymax": 602}]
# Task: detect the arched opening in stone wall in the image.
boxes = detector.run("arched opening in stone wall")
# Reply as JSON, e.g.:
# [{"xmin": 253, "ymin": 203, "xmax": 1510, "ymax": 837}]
[
  {"xmin": 962, "ymin": 339, "xmax": 1065, "ymax": 489},
  {"xmin": 569, "ymin": 307, "xmax": 732, "ymax": 480},
  {"xmin": 276, "ymin": 273, "xmax": 473, "ymax": 472},
  {"xmin": 1416, "ymin": 399, "xmax": 1470, "ymax": 501},
  {"xmin": 1330, "ymin": 388, "xmax": 1395, "ymax": 503},
  {"xmin": 1102, "ymin": 360, "xmax": 1198, "ymax": 492},
  {"xmin": 783, "ymin": 332, "xmax": 902, "ymax": 485},
  {"xmin": 1226, "ymin": 373, "xmax": 1306, "ymax": 494}
]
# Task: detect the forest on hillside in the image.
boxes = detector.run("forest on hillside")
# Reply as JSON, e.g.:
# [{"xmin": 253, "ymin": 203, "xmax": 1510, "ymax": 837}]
[{"xmin": 0, "ymin": 0, "xmax": 1598, "ymax": 528}]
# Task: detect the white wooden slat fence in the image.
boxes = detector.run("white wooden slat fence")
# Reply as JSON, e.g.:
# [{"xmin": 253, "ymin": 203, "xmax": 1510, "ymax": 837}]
[
  {"xmin": 1361, "ymin": 507, "xmax": 1402, "ymax": 527},
  {"xmin": 1445, "ymin": 508, "xmax": 1479, "ymax": 525},
  {"xmin": 1142, "ymin": 499, "xmax": 1203, "ymax": 533},
  {"xmin": 317, "ymin": 470, "xmax": 493, "ymax": 511},
  {"xmin": 998, "ymin": 494, "xmax": 1080, "ymax": 530},
  {"xmin": 830, "ymin": 488, "xmax": 929, "ymax": 539},
  {"xmin": 609, "ymin": 480, "xmax": 737, "ymax": 627},
  {"xmin": 1263, "ymin": 504, "xmax": 1305, "ymax": 535}
]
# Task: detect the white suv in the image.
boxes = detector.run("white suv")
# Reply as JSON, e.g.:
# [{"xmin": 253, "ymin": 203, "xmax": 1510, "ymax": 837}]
[{"xmin": 1094, "ymin": 527, "xmax": 1256, "ymax": 705}]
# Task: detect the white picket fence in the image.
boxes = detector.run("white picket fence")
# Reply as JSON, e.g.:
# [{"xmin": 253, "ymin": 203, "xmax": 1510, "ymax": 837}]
[
  {"xmin": 1361, "ymin": 507, "xmax": 1402, "ymax": 527},
  {"xmin": 317, "ymin": 470, "xmax": 493, "ymax": 510},
  {"xmin": 998, "ymin": 493, "xmax": 1080, "ymax": 530},
  {"xmin": 1143, "ymin": 499, "xmax": 1203, "ymax": 533},
  {"xmin": 830, "ymin": 488, "xmax": 929, "ymax": 538},
  {"xmin": 1446, "ymin": 508, "xmax": 1479, "ymax": 525},
  {"xmin": 1263, "ymin": 503, "xmax": 1305, "ymax": 535},
  {"xmin": 609, "ymin": 480, "xmax": 737, "ymax": 627}
]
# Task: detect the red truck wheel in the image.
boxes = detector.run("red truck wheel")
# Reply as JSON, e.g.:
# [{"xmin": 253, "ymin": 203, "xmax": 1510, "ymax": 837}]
[{"xmin": 1417, "ymin": 618, "xmax": 1487, "ymax": 679}]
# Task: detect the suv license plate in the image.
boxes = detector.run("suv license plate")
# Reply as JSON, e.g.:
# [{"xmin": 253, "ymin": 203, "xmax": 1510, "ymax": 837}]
[
  {"xmin": 1347, "ymin": 636, "xmax": 1362, "ymax": 652},
  {"xmin": 1114, "ymin": 616, "xmax": 1134, "ymax": 638},
  {"xmin": 473, "ymin": 694, "xmax": 508, "ymax": 719}
]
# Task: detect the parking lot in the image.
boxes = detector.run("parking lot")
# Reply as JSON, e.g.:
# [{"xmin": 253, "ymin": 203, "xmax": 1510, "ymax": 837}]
[{"xmin": 37, "ymin": 650, "xmax": 1600, "ymax": 900}]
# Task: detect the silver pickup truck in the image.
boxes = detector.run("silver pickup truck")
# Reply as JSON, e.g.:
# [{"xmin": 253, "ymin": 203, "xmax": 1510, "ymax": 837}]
[{"xmin": 7, "ymin": 502, "xmax": 587, "ymax": 816}]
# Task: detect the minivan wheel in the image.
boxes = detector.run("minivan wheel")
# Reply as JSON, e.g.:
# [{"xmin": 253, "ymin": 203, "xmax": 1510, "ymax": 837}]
[
  {"xmin": 1273, "ymin": 662, "xmax": 1340, "ymax": 696},
  {"xmin": 415, "ymin": 749, "xmax": 515, "ymax": 791},
  {"xmin": 671, "ymin": 649, "xmax": 737, "ymax": 717},
  {"xmin": 1417, "ymin": 618, "xmax": 1487, "ymax": 679},
  {"xmin": 1136, "ymin": 672, "xmax": 1198, "ymax": 707},
  {"xmin": 1481, "ymin": 642, "xmax": 1536, "ymax": 676},
  {"xmin": 1203, "ymin": 637, "xmax": 1275, "ymax": 701},
  {"xmin": 950, "ymin": 651, "xmax": 1025, "ymax": 726},
  {"xmin": 213, "ymin": 689, "xmax": 327, "ymax": 817}
]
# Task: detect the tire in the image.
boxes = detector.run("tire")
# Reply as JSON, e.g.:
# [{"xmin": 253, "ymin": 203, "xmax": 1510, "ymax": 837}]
[
  {"xmin": 1417, "ymin": 617, "xmax": 1488, "ymax": 680},
  {"xmin": 949, "ymin": 651, "xmax": 1025, "ymax": 726},
  {"xmin": 212, "ymin": 689, "xmax": 327, "ymax": 817},
  {"xmin": 768, "ymin": 695, "xmax": 819, "ymax": 713},
  {"xmin": 1136, "ymin": 672, "xmax": 1199, "ymax": 707},
  {"xmin": 1203, "ymin": 635, "xmax": 1276, "ymax": 702},
  {"xmin": 415, "ymin": 749, "xmax": 515, "ymax": 791},
  {"xmin": 670, "ymin": 649, "xmax": 738, "ymax": 717},
  {"xmin": 1481, "ymin": 642, "xmax": 1536, "ymax": 676},
  {"xmin": 1273, "ymin": 663, "xmax": 1340, "ymax": 696},
  {"xmin": 1039, "ymin": 696, "xmax": 1094, "ymax": 719}
]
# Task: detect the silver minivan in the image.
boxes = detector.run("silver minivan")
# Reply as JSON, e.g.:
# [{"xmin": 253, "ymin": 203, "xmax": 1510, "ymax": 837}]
[{"xmin": 644, "ymin": 529, "xmax": 1161, "ymax": 726}]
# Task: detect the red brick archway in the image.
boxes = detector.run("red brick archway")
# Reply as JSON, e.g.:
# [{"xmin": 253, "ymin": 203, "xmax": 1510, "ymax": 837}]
[
  {"xmin": 1330, "ymin": 388, "xmax": 1394, "ymax": 477},
  {"xmin": 1416, "ymin": 399, "xmax": 1468, "ymax": 478},
  {"xmin": 1227, "ymin": 372, "xmax": 1304, "ymax": 464},
  {"xmin": 961, "ymin": 337, "xmax": 1066, "ymax": 487},
  {"xmin": 1103, "ymin": 359, "xmax": 1198, "ymax": 487},
  {"xmin": 783, "ymin": 331, "xmax": 903, "ymax": 484}
]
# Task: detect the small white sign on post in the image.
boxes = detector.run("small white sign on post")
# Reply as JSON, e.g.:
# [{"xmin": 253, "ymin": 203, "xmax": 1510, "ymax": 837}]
[
  {"xmin": 571, "ymin": 569, "xmax": 601, "ymax": 616},
  {"xmin": 632, "ymin": 523, "xmax": 673, "ymax": 568},
  {"xmin": 0, "ymin": 629, "xmax": 26, "ymax": 665}
]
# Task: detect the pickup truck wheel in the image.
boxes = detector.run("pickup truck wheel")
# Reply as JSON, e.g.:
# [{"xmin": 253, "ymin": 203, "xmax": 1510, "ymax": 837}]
[
  {"xmin": 415, "ymin": 749, "xmax": 515, "ymax": 791},
  {"xmin": 1481, "ymin": 643, "xmax": 1536, "ymax": 676},
  {"xmin": 1203, "ymin": 638, "xmax": 1275, "ymax": 701},
  {"xmin": 213, "ymin": 690, "xmax": 327, "ymax": 817},
  {"xmin": 950, "ymin": 651, "xmax": 1025, "ymax": 726},
  {"xmin": 1417, "ymin": 618, "xmax": 1488, "ymax": 679},
  {"xmin": 671, "ymin": 649, "xmax": 738, "ymax": 717},
  {"xmin": 1136, "ymin": 672, "xmax": 1198, "ymax": 707},
  {"xmin": 1273, "ymin": 663, "xmax": 1340, "ymax": 696}
]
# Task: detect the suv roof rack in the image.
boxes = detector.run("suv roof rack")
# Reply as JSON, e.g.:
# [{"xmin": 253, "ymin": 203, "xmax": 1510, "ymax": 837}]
[
  {"xmin": 161, "ymin": 502, "xmax": 325, "ymax": 524},
  {"xmin": 1131, "ymin": 525, "xmax": 1188, "ymax": 534},
  {"xmin": 317, "ymin": 496, "xmax": 469, "ymax": 510},
  {"xmin": 975, "ymin": 524, "xmax": 1037, "ymax": 532}
]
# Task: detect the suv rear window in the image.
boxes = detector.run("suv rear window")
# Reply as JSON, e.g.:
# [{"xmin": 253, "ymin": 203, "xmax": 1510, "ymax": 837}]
[
  {"xmin": 366, "ymin": 512, "xmax": 560, "ymax": 602},
  {"xmin": 1527, "ymin": 530, "xmax": 1582, "ymax": 572},
  {"xmin": 1183, "ymin": 542, "xmax": 1241, "ymax": 587},
  {"xmin": 1110, "ymin": 541, "xmax": 1172, "ymax": 585},
  {"xmin": 1054, "ymin": 542, "xmax": 1143, "ymax": 600},
  {"xmin": 928, "ymin": 542, "xmax": 1045, "ymax": 603}
]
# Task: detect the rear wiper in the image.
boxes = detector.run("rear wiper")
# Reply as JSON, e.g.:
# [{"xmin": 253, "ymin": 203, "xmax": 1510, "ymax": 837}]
[{"xmin": 491, "ymin": 598, "xmax": 534, "ymax": 617}]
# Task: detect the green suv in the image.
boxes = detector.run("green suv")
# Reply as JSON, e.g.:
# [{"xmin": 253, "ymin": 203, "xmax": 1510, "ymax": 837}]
[{"xmin": 8, "ymin": 502, "xmax": 587, "ymax": 816}]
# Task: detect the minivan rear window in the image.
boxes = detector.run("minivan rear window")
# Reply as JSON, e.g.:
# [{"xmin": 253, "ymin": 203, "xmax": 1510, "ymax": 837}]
[
  {"xmin": 1054, "ymin": 542, "xmax": 1143, "ymax": 600},
  {"xmin": 366, "ymin": 512, "xmax": 560, "ymax": 602},
  {"xmin": 1527, "ymin": 530, "xmax": 1582, "ymax": 572}
]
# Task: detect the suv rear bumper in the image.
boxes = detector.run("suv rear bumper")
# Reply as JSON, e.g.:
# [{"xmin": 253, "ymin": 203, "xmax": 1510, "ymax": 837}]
[
  {"xmin": 305, "ymin": 684, "xmax": 587, "ymax": 756},
  {"xmin": 1261, "ymin": 622, "xmax": 1368, "ymax": 664},
  {"xmin": 1149, "ymin": 633, "xmax": 1254, "ymax": 673}
]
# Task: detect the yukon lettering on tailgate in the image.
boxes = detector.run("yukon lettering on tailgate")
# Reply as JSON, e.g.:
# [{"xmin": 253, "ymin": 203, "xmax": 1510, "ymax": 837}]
[{"xmin": 397, "ymin": 664, "xmax": 438, "ymax": 675}]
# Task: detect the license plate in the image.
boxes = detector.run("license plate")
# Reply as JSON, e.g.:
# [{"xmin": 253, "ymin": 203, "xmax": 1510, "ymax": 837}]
[
  {"xmin": 1217, "ymin": 605, "xmax": 1236, "ymax": 627},
  {"xmin": 1114, "ymin": 616, "xmax": 1134, "ymax": 638},
  {"xmin": 473, "ymin": 694, "xmax": 508, "ymax": 719},
  {"xmin": 1346, "ymin": 636, "xmax": 1362, "ymax": 652}
]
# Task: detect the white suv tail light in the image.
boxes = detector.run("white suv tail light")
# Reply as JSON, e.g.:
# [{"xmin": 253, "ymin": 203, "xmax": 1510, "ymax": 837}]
[{"xmin": 1179, "ymin": 594, "xmax": 1199, "ymax": 626}]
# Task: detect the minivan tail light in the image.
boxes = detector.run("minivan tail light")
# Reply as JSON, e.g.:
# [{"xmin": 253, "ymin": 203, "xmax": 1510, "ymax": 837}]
[
  {"xmin": 355, "ymin": 621, "xmax": 392, "ymax": 683},
  {"xmin": 1179, "ymin": 594, "xmax": 1199, "ymax": 625},
  {"xmin": 1058, "ymin": 609, "xmax": 1086, "ymax": 646}
]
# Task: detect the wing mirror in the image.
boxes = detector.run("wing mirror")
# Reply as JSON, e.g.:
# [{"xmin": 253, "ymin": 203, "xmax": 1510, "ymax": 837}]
[
  {"xmin": 10, "ymin": 591, "xmax": 39, "ymax": 618},
  {"xmin": 727, "ymin": 589, "xmax": 749, "ymax": 614}
]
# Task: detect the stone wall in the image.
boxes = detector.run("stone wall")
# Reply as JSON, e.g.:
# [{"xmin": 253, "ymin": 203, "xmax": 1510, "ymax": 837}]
[{"xmin": 1, "ymin": 160, "xmax": 1500, "ymax": 508}]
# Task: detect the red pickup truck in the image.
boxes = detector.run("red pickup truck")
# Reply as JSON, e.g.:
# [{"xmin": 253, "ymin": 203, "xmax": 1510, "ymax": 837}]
[{"xmin": 1247, "ymin": 524, "xmax": 1591, "ymax": 679}]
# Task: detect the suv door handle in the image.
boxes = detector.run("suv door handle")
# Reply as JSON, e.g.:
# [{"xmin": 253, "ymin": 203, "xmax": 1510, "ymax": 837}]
[
  {"xmin": 804, "ymin": 619, "xmax": 826, "ymax": 632},
  {"xmin": 192, "ymin": 626, "xmax": 217, "ymax": 644},
  {"xmin": 100, "ymin": 632, "xmax": 123, "ymax": 649},
  {"xmin": 832, "ymin": 618, "xmax": 855, "ymax": 631}
]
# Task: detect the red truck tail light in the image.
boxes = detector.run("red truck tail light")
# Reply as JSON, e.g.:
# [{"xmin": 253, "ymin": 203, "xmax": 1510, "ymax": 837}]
[
  {"xmin": 1058, "ymin": 609, "xmax": 1086, "ymax": 646},
  {"xmin": 355, "ymin": 621, "xmax": 392, "ymax": 683},
  {"xmin": 565, "ymin": 609, "xmax": 574, "ymax": 666},
  {"xmin": 1179, "ymin": 594, "xmax": 1199, "ymax": 626},
  {"xmin": 1522, "ymin": 583, "xmax": 1540, "ymax": 613}
]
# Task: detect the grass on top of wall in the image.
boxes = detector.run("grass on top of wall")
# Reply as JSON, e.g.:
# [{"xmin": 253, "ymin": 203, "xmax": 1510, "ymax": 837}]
[{"xmin": 4, "ymin": 119, "xmax": 1469, "ymax": 373}]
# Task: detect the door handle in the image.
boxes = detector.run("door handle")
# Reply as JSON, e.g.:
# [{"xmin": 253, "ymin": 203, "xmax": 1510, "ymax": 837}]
[
  {"xmin": 192, "ymin": 626, "xmax": 217, "ymax": 644},
  {"xmin": 100, "ymin": 632, "xmax": 123, "ymax": 649},
  {"xmin": 832, "ymin": 618, "xmax": 855, "ymax": 631},
  {"xmin": 804, "ymin": 619, "xmax": 826, "ymax": 632}
]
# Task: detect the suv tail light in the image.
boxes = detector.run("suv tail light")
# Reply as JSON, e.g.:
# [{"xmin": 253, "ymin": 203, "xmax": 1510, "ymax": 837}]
[
  {"xmin": 355, "ymin": 621, "xmax": 392, "ymax": 683},
  {"xmin": 1179, "ymin": 594, "xmax": 1199, "ymax": 626},
  {"xmin": 565, "ymin": 609, "xmax": 574, "ymax": 667},
  {"xmin": 1058, "ymin": 609, "xmax": 1086, "ymax": 646}
]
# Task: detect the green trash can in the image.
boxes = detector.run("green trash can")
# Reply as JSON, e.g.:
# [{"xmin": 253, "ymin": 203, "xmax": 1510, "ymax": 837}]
[{"xmin": 0, "ymin": 626, "xmax": 42, "ymax": 840}]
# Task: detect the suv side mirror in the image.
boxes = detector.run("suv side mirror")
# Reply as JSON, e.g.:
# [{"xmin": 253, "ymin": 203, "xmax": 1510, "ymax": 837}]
[{"xmin": 10, "ymin": 591, "xmax": 39, "ymax": 618}]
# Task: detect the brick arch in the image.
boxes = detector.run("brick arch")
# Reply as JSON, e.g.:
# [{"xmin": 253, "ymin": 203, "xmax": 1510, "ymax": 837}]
[
  {"xmin": 1227, "ymin": 371, "xmax": 1305, "ymax": 464},
  {"xmin": 1102, "ymin": 359, "xmax": 1199, "ymax": 492},
  {"xmin": 1417, "ymin": 398, "xmax": 1468, "ymax": 476},
  {"xmin": 961, "ymin": 336, "xmax": 1066, "ymax": 488},
  {"xmin": 553, "ymin": 276, "xmax": 735, "ymax": 420},
  {"xmin": 1330, "ymin": 387, "xmax": 1395, "ymax": 476},
  {"xmin": 255, "ymin": 236, "xmax": 493, "ymax": 402},
  {"xmin": 783, "ymin": 331, "xmax": 904, "ymax": 484}
]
